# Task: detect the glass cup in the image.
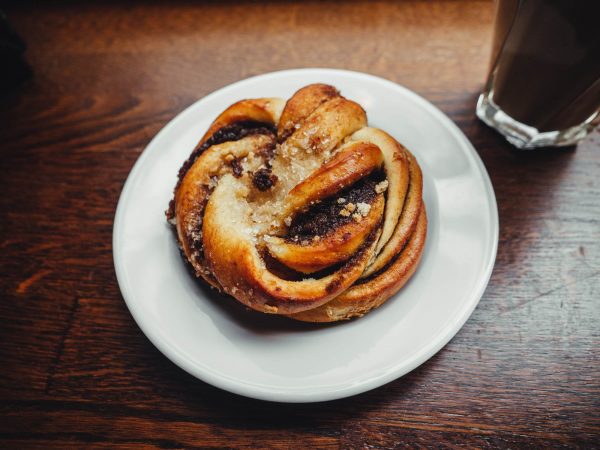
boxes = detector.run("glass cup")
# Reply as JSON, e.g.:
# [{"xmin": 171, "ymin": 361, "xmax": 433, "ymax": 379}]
[{"xmin": 476, "ymin": 0, "xmax": 600, "ymax": 149}]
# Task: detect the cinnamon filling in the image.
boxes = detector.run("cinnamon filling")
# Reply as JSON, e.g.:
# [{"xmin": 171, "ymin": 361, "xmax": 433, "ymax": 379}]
[
  {"xmin": 286, "ymin": 174, "xmax": 382, "ymax": 241},
  {"xmin": 230, "ymin": 158, "xmax": 244, "ymax": 178},
  {"xmin": 252, "ymin": 167, "xmax": 278, "ymax": 191}
]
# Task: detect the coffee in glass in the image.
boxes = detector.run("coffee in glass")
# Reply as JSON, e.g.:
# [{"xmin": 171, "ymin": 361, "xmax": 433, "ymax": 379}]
[{"xmin": 477, "ymin": 0, "xmax": 600, "ymax": 148}]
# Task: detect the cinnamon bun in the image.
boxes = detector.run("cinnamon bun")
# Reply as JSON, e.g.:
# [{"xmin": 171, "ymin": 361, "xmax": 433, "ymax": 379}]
[{"xmin": 167, "ymin": 84, "xmax": 427, "ymax": 322}]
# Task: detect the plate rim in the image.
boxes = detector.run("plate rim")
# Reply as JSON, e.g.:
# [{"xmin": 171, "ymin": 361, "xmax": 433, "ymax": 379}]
[{"xmin": 113, "ymin": 68, "xmax": 499, "ymax": 403}]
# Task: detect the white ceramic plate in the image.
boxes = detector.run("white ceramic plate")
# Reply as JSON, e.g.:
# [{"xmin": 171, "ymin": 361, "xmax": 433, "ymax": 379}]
[{"xmin": 113, "ymin": 69, "xmax": 498, "ymax": 403}]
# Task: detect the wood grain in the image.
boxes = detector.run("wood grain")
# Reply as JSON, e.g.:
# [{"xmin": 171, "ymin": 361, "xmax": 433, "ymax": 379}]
[{"xmin": 1, "ymin": 1, "xmax": 599, "ymax": 448}]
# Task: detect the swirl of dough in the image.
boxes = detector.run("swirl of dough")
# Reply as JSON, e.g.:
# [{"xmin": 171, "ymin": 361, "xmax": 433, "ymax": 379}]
[{"xmin": 168, "ymin": 84, "xmax": 426, "ymax": 320}]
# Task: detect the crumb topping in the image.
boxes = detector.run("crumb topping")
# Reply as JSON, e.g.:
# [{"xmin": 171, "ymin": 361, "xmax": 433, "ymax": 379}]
[
  {"xmin": 356, "ymin": 202, "xmax": 371, "ymax": 217},
  {"xmin": 375, "ymin": 179, "xmax": 389, "ymax": 194}
]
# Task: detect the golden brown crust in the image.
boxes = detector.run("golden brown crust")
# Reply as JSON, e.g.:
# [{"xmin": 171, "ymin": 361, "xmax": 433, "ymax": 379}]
[
  {"xmin": 175, "ymin": 135, "xmax": 276, "ymax": 289},
  {"xmin": 277, "ymin": 84, "xmax": 340, "ymax": 141},
  {"xmin": 287, "ymin": 207, "xmax": 427, "ymax": 322},
  {"xmin": 169, "ymin": 83, "xmax": 427, "ymax": 320}
]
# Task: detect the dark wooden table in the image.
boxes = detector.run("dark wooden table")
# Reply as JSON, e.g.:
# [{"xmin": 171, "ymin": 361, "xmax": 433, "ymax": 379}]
[{"xmin": 1, "ymin": 1, "xmax": 598, "ymax": 447}]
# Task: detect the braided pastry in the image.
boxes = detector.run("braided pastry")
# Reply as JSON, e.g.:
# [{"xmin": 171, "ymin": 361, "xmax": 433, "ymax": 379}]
[{"xmin": 166, "ymin": 84, "xmax": 427, "ymax": 322}]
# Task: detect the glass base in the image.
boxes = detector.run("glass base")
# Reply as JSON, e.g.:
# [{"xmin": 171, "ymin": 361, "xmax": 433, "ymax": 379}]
[{"xmin": 476, "ymin": 91, "xmax": 599, "ymax": 149}]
